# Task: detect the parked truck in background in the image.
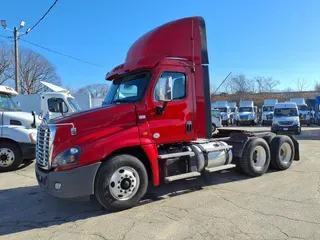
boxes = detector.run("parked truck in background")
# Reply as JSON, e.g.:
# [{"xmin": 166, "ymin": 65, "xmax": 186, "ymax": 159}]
[
  {"xmin": 261, "ymin": 99, "xmax": 278, "ymax": 126},
  {"xmin": 0, "ymin": 85, "xmax": 39, "ymax": 172},
  {"xmin": 228, "ymin": 102, "xmax": 238, "ymax": 125},
  {"xmin": 315, "ymin": 96, "xmax": 320, "ymax": 125},
  {"xmin": 306, "ymin": 99, "xmax": 316, "ymax": 124},
  {"xmin": 290, "ymin": 98, "xmax": 311, "ymax": 126},
  {"xmin": 212, "ymin": 101, "xmax": 230, "ymax": 126},
  {"xmin": 272, "ymin": 102, "xmax": 301, "ymax": 135},
  {"xmin": 35, "ymin": 17, "xmax": 300, "ymax": 211},
  {"xmin": 237, "ymin": 100, "xmax": 258, "ymax": 126}
]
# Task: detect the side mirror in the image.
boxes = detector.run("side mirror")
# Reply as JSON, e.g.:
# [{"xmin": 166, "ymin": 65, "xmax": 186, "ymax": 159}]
[{"xmin": 158, "ymin": 77, "xmax": 173, "ymax": 102}]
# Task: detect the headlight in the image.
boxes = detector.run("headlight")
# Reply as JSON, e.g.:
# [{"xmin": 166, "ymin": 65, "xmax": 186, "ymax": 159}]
[
  {"xmin": 52, "ymin": 147, "xmax": 81, "ymax": 167},
  {"xmin": 29, "ymin": 132, "xmax": 37, "ymax": 143},
  {"xmin": 294, "ymin": 119, "xmax": 300, "ymax": 125}
]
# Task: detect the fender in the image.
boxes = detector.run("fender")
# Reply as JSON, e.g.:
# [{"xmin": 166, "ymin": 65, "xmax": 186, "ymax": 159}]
[{"xmin": 141, "ymin": 143, "xmax": 159, "ymax": 186}]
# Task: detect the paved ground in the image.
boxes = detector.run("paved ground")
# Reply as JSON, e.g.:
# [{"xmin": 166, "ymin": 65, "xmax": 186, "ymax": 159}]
[{"xmin": 1, "ymin": 126, "xmax": 320, "ymax": 240}]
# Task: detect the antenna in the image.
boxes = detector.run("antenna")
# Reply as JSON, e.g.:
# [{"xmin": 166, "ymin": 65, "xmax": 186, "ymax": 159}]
[{"xmin": 213, "ymin": 72, "xmax": 232, "ymax": 94}]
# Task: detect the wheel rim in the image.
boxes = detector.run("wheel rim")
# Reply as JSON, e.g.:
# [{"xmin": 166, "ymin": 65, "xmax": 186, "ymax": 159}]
[
  {"xmin": 0, "ymin": 148, "xmax": 15, "ymax": 168},
  {"xmin": 251, "ymin": 146, "xmax": 267, "ymax": 171},
  {"xmin": 109, "ymin": 166, "xmax": 140, "ymax": 201},
  {"xmin": 279, "ymin": 142, "xmax": 292, "ymax": 164}
]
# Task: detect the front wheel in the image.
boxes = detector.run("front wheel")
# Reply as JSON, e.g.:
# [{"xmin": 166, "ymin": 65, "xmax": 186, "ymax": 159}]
[
  {"xmin": 212, "ymin": 123, "xmax": 217, "ymax": 133},
  {"xmin": 0, "ymin": 142, "xmax": 22, "ymax": 172},
  {"xmin": 94, "ymin": 154, "xmax": 148, "ymax": 211}
]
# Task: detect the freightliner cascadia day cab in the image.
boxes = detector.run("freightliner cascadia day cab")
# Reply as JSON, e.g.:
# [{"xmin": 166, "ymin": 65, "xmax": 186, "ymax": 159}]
[
  {"xmin": 261, "ymin": 99, "xmax": 278, "ymax": 126},
  {"xmin": 272, "ymin": 102, "xmax": 301, "ymax": 135},
  {"xmin": 290, "ymin": 98, "xmax": 311, "ymax": 126},
  {"xmin": 35, "ymin": 17, "xmax": 300, "ymax": 211},
  {"xmin": 0, "ymin": 85, "xmax": 39, "ymax": 172},
  {"xmin": 237, "ymin": 100, "xmax": 258, "ymax": 126},
  {"xmin": 212, "ymin": 101, "xmax": 230, "ymax": 126}
]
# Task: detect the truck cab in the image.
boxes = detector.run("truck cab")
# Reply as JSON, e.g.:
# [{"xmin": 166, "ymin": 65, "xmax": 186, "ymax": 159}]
[
  {"xmin": 0, "ymin": 85, "xmax": 38, "ymax": 172},
  {"xmin": 212, "ymin": 101, "xmax": 230, "ymax": 126},
  {"xmin": 228, "ymin": 102, "xmax": 238, "ymax": 125},
  {"xmin": 237, "ymin": 100, "xmax": 258, "ymax": 126},
  {"xmin": 262, "ymin": 99, "xmax": 278, "ymax": 126},
  {"xmin": 290, "ymin": 98, "xmax": 311, "ymax": 126},
  {"xmin": 272, "ymin": 102, "xmax": 301, "ymax": 135},
  {"xmin": 35, "ymin": 17, "xmax": 300, "ymax": 211},
  {"xmin": 315, "ymin": 96, "xmax": 320, "ymax": 125}
]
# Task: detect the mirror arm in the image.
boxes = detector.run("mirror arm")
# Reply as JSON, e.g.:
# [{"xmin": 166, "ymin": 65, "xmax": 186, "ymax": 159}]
[{"xmin": 156, "ymin": 101, "xmax": 169, "ymax": 116}]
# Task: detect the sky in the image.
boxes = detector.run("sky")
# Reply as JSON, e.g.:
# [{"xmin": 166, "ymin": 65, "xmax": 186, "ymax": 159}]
[{"xmin": 1, "ymin": 0, "xmax": 320, "ymax": 92}]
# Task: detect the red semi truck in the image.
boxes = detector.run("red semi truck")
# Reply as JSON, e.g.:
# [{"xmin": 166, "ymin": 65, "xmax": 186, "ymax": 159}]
[{"xmin": 35, "ymin": 17, "xmax": 300, "ymax": 211}]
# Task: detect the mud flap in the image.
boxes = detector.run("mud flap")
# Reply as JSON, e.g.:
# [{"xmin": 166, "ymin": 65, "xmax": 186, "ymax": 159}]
[{"xmin": 288, "ymin": 135, "xmax": 300, "ymax": 161}]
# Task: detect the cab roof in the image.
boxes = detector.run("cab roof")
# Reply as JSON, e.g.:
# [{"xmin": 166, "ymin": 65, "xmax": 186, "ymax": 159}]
[
  {"xmin": 275, "ymin": 102, "xmax": 298, "ymax": 108},
  {"xmin": 0, "ymin": 85, "xmax": 18, "ymax": 96}
]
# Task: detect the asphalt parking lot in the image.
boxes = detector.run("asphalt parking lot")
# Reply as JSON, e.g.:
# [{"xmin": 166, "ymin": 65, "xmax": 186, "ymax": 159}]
[{"xmin": 1, "ymin": 126, "xmax": 320, "ymax": 240}]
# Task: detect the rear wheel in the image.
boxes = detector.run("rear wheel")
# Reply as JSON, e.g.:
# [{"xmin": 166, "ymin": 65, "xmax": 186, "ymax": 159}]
[
  {"xmin": 240, "ymin": 138, "xmax": 270, "ymax": 177},
  {"xmin": 270, "ymin": 136, "xmax": 294, "ymax": 170},
  {"xmin": 0, "ymin": 142, "xmax": 22, "ymax": 172},
  {"xmin": 94, "ymin": 154, "xmax": 148, "ymax": 211},
  {"xmin": 262, "ymin": 134, "xmax": 276, "ymax": 145}
]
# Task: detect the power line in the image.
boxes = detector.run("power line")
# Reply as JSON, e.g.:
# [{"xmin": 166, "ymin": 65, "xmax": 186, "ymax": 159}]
[
  {"xmin": 19, "ymin": 38, "xmax": 103, "ymax": 68},
  {"xmin": 27, "ymin": 0, "xmax": 59, "ymax": 34}
]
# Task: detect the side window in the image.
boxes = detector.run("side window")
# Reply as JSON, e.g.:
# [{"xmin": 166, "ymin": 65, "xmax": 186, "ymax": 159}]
[
  {"xmin": 154, "ymin": 72, "xmax": 186, "ymax": 101},
  {"xmin": 48, "ymin": 98, "xmax": 68, "ymax": 113}
]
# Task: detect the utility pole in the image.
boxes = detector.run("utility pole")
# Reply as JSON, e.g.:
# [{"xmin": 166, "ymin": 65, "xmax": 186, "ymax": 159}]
[
  {"xmin": 1, "ymin": 20, "xmax": 30, "ymax": 93},
  {"xmin": 13, "ymin": 27, "xmax": 19, "ymax": 93}
]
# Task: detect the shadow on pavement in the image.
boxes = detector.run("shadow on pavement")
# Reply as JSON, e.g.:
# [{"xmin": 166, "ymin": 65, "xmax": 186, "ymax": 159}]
[{"xmin": 0, "ymin": 168, "xmax": 278, "ymax": 236}]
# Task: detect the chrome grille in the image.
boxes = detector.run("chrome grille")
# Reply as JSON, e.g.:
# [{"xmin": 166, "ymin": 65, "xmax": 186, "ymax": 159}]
[
  {"xmin": 240, "ymin": 115, "xmax": 248, "ymax": 120},
  {"xmin": 278, "ymin": 121, "xmax": 293, "ymax": 126},
  {"xmin": 36, "ymin": 124, "xmax": 56, "ymax": 169},
  {"xmin": 266, "ymin": 115, "xmax": 273, "ymax": 120}
]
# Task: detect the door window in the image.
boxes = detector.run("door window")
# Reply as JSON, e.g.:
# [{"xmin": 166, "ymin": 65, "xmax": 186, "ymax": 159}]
[
  {"xmin": 154, "ymin": 72, "xmax": 186, "ymax": 101},
  {"xmin": 47, "ymin": 98, "xmax": 68, "ymax": 113}
]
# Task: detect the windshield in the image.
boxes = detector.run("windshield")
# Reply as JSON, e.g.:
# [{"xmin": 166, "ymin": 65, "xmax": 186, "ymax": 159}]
[
  {"xmin": 298, "ymin": 105, "xmax": 308, "ymax": 111},
  {"xmin": 274, "ymin": 108, "xmax": 298, "ymax": 117},
  {"xmin": 239, "ymin": 107, "xmax": 253, "ymax": 112},
  {"xmin": 211, "ymin": 110, "xmax": 220, "ymax": 118},
  {"xmin": 263, "ymin": 106, "xmax": 274, "ymax": 112},
  {"xmin": 67, "ymin": 97, "xmax": 82, "ymax": 112},
  {"xmin": 103, "ymin": 71, "xmax": 151, "ymax": 104},
  {"xmin": 230, "ymin": 108, "xmax": 236, "ymax": 112},
  {"xmin": 0, "ymin": 93, "xmax": 21, "ymax": 111},
  {"xmin": 217, "ymin": 108, "xmax": 227, "ymax": 112}
]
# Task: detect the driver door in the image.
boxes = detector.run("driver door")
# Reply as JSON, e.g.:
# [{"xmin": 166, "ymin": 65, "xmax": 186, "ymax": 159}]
[{"xmin": 147, "ymin": 66, "xmax": 195, "ymax": 144}]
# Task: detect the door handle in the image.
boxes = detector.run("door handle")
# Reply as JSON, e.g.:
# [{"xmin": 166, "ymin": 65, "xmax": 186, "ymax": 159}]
[{"xmin": 186, "ymin": 121, "xmax": 192, "ymax": 133}]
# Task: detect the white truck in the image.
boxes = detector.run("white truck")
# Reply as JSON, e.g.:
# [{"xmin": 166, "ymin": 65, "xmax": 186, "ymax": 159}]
[
  {"xmin": 237, "ymin": 100, "xmax": 258, "ymax": 126},
  {"xmin": 228, "ymin": 102, "xmax": 238, "ymax": 125},
  {"xmin": 290, "ymin": 98, "xmax": 311, "ymax": 126},
  {"xmin": 262, "ymin": 99, "xmax": 278, "ymax": 126},
  {"xmin": 14, "ymin": 82, "xmax": 82, "ymax": 119},
  {"xmin": 0, "ymin": 85, "xmax": 39, "ymax": 172},
  {"xmin": 212, "ymin": 101, "xmax": 230, "ymax": 126},
  {"xmin": 272, "ymin": 102, "xmax": 301, "ymax": 135}
]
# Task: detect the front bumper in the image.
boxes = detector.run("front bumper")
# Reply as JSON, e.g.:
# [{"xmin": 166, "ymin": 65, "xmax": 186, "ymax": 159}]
[
  {"xmin": 262, "ymin": 119, "xmax": 273, "ymax": 124},
  {"xmin": 300, "ymin": 119, "xmax": 310, "ymax": 125},
  {"xmin": 238, "ymin": 119, "xmax": 254, "ymax": 124},
  {"xmin": 35, "ymin": 162, "xmax": 101, "ymax": 199},
  {"xmin": 19, "ymin": 142, "xmax": 36, "ymax": 160},
  {"xmin": 222, "ymin": 120, "xmax": 229, "ymax": 125},
  {"xmin": 271, "ymin": 124, "xmax": 301, "ymax": 134}
]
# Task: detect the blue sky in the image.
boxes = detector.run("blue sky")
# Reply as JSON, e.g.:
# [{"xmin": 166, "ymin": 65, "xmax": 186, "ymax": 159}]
[{"xmin": 1, "ymin": 0, "xmax": 319, "ymax": 91}]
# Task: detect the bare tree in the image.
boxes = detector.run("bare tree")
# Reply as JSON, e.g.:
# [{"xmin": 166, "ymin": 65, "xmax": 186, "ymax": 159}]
[
  {"xmin": 0, "ymin": 41, "xmax": 13, "ymax": 85},
  {"xmin": 12, "ymin": 48, "xmax": 61, "ymax": 94},
  {"xmin": 294, "ymin": 78, "xmax": 309, "ymax": 92},
  {"xmin": 315, "ymin": 81, "xmax": 320, "ymax": 92},
  {"xmin": 224, "ymin": 74, "xmax": 254, "ymax": 102},
  {"xmin": 255, "ymin": 76, "xmax": 280, "ymax": 92},
  {"xmin": 283, "ymin": 87, "xmax": 294, "ymax": 92},
  {"xmin": 77, "ymin": 84, "xmax": 109, "ymax": 98}
]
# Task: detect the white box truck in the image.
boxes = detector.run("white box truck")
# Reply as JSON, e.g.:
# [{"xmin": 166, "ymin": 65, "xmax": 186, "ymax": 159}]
[
  {"xmin": 290, "ymin": 98, "xmax": 311, "ymax": 126},
  {"xmin": 262, "ymin": 99, "xmax": 278, "ymax": 126},
  {"xmin": 0, "ymin": 85, "xmax": 39, "ymax": 172},
  {"xmin": 237, "ymin": 100, "xmax": 258, "ymax": 126},
  {"xmin": 212, "ymin": 101, "xmax": 231, "ymax": 126}
]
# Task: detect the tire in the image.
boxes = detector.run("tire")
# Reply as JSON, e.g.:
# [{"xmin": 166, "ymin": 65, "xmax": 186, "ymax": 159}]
[
  {"xmin": 0, "ymin": 142, "xmax": 22, "ymax": 172},
  {"xmin": 94, "ymin": 154, "xmax": 148, "ymax": 211},
  {"xmin": 262, "ymin": 121, "xmax": 265, "ymax": 126},
  {"xmin": 212, "ymin": 123, "xmax": 217, "ymax": 133},
  {"xmin": 295, "ymin": 128, "xmax": 301, "ymax": 135},
  {"xmin": 262, "ymin": 134, "xmax": 276, "ymax": 145},
  {"xmin": 240, "ymin": 138, "xmax": 271, "ymax": 177},
  {"xmin": 269, "ymin": 136, "xmax": 294, "ymax": 170},
  {"xmin": 233, "ymin": 157, "xmax": 243, "ymax": 173}
]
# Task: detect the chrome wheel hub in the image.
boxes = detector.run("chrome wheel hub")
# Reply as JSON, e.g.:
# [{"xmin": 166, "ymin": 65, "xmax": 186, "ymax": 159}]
[
  {"xmin": 279, "ymin": 142, "xmax": 292, "ymax": 164},
  {"xmin": 109, "ymin": 166, "xmax": 140, "ymax": 201},
  {"xmin": 0, "ymin": 148, "xmax": 15, "ymax": 167}
]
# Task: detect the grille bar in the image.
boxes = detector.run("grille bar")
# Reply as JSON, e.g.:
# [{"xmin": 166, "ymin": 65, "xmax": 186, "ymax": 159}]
[{"xmin": 36, "ymin": 124, "xmax": 56, "ymax": 170}]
